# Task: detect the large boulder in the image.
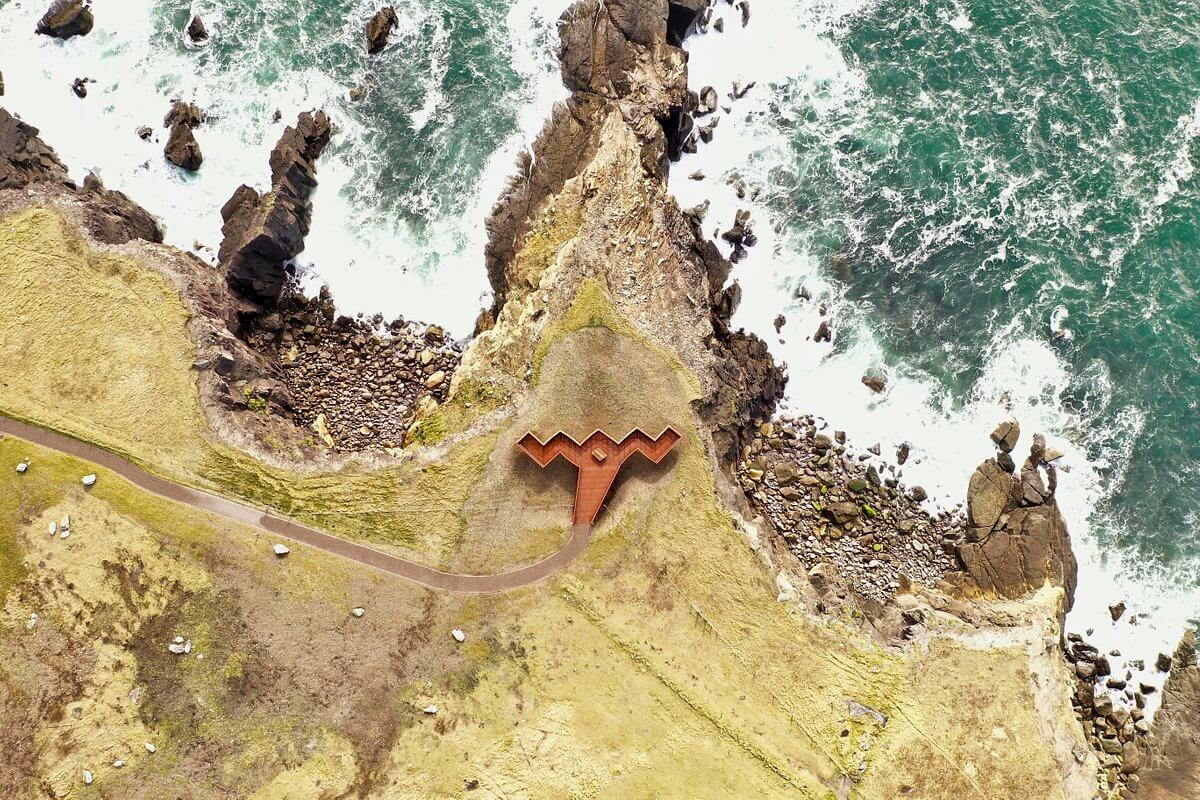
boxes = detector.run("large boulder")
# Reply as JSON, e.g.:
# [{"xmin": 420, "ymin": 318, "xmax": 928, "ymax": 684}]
[
  {"xmin": 220, "ymin": 111, "xmax": 331, "ymax": 306},
  {"xmin": 35, "ymin": 0, "xmax": 93, "ymax": 39},
  {"xmin": 0, "ymin": 109, "xmax": 71, "ymax": 189},
  {"xmin": 186, "ymin": 15, "xmax": 209, "ymax": 43},
  {"xmin": 80, "ymin": 173, "xmax": 162, "ymax": 245},
  {"xmin": 365, "ymin": 6, "xmax": 398, "ymax": 54},
  {"xmin": 990, "ymin": 419, "xmax": 1020, "ymax": 452},
  {"xmin": 966, "ymin": 459, "xmax": 1016, "ymax": 540},
  {"xmin": 956, "ymin": 428, "xmax": 1077, "ymax": 609},
  {"xmin": 957, "ymin": 503, "xmax": 1077, "ymax": 607},
  {"xmin": 163, "ymin": 101, "xmax": 204, "ymax": 171}
]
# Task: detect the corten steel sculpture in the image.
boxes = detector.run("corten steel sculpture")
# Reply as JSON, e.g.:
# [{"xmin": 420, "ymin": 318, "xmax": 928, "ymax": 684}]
[{"xmin": 517, "ymin": 427, "xmax": 682, "ymax": 525}]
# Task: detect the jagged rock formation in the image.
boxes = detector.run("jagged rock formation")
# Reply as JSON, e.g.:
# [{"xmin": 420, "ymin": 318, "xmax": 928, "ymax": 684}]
[
  {"xmin": 0, "ymin": 108, "xmax": 162, "ymax": 245},
  {"xmin": 365, "ymin": 7, "xmax": 398, "ymax": 54},
  {"xmin": 956, "ymin": 430, "xmax": 1078, "ymax": 608},
  {"xmin": 163, "ymin": 101, "xmax": 204, "ymax": 171},
  {"xmin": 476, "ymin": 0, "xmax": 782, "ymax": 460},
  {"xmin": 219, "ymin": 111, "xmax": 331, "ymax": 307},
  {"xmin": 0, "ymin": 109, "xmax": 71, "ymax": 190},
  {"xmin": 35, "ymin": 0, "xmax": 93, "ymax": 39},
  {"xmin": 186, "ymin": 15, "xmax": 209, "ymax": 43},
  {"xmin": 1139, "ymin": 630, "xmax": 1200, "ymax": 798}
]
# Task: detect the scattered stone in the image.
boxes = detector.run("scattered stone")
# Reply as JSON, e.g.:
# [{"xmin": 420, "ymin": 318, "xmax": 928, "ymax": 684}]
[
  {"xmin": 15, "ymin": 461, "xmax": 28, "ymax": 473},
  {"xmin": 814, "ymin": 320, "xmax": 832, "ymax": 343},
  {"xmin": 71, "ymin": 77, "xmax": 88, "ymax": 99},
  {"xmin": 1156, "ymin": 652, "xmax": 1173, "ymax": 672},
  {"xmin": 422, "ymin": 704, "xmax": 438, "ymax": 714},
  {"xmin": 144, "ymin": 741, "xmax": 156, "ymax": 753},
  {"xmin": 81, "ymin": 473, "xmax": 97, "ymax": 487},
  {"xmin": 712, "ymin": 16, "xmax": 724, "ymax": 32},
  {"xmin": 1109, "ymin": 602, "xmax": 1127, "ymax": 622},
  {"xmin": 909, "ymin": 486, "xmax": 927, "ymax": 502},
  {"xmin": 83, "ymin": 769, "xmax": 93, "ymax": 785},
  {"xmin": 688, "ymin": 170, "xmax": 705, "ymax": 181},
  {"xmin": 137, "ymin": 126, "xmax": 153, "ymax": 141},
  {"xmin": 452, "ymin": 628, "xmax": 466, "ymax": 642},
  {"xmin": 351, "ymin": 606, "xmax": 365, "ymax": 618},
  {"xmin": 272, "ymin": 543, "xmax": 290, "ymax": 557},
  {"xmin": 112, "ymin": 759, "xmax": 124, "ymax": 768},
  {"xmin": 36, "ymin": 0, "xmax": 94, "ymax": 39},
  {"xmin": 26, "ymin": 612, "xmax": 38, "ymax": 629}
]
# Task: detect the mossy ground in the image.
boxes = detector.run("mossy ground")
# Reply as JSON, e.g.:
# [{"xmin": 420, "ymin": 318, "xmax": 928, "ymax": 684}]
[{"xmin": 0, "ymin": 207, "xmax": 1083, "ymax": 797}]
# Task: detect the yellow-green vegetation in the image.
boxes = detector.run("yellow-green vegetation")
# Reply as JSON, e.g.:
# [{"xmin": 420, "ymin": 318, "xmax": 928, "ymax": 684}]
[
  {"xmin": 0, "ymin": 207, "xmax": 495, "ymax": 565},
  {"xmin": 349, "ymin": 287, "xmax": 1080, "ymax": 798},
  {"xmin": 406, "ymin": 378, "xmax": 507, "ymax": 447}
]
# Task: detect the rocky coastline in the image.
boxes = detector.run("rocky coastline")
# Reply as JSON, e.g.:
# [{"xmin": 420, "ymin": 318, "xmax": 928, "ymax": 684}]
[{"xmin": 1, "ymin": 0, "xmax": 1198, "ymax": 795}]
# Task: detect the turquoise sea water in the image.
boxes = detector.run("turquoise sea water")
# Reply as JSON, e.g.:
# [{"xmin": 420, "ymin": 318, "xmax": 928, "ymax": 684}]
[
  {"xmin": 765, "ymin": 0, "xmax": 1200, "ymax": 590},
  {"xmin": 1, "ymin": 0, "xmax": 1196, "ymax": 643}
]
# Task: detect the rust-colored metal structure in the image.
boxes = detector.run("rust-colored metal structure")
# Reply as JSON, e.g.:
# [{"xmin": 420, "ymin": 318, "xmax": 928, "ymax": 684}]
[{"xmin": 517, "ymin": 427, "xmax": 681, "ymax": 525}]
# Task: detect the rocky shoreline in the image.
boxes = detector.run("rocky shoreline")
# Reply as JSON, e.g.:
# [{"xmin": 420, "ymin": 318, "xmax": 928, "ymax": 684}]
[{"xmin": 2, "ymin": 0, "xmax": 1199, "ymax": 794}]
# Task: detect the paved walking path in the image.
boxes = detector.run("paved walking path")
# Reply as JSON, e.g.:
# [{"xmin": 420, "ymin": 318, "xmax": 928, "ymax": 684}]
[{"xmin": 0, "ymin": 415, "xmax": 589, "ymax": 593}]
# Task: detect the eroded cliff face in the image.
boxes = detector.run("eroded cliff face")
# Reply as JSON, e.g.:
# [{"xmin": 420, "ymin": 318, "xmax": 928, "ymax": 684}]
[{"xmin": 470, "ymin": 0, "xmax": 782, "ymax": 465}]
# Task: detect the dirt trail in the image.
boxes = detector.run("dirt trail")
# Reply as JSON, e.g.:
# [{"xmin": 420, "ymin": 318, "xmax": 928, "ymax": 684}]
[{"xmin": 0, "ymin": 415, "xmax": 590, "ymax": 593}]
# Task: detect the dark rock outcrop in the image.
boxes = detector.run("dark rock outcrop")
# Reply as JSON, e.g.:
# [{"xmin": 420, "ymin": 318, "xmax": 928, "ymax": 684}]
[
  {"xmin": 1, "ymin": 109, "xmax": 163, "ymax": 244},
  {"xmin": 219, "ymin": 111, "xmax": 331, "ymax": 307},
  {"xmin": 0, "ymin": 109, "xmax": 71, "ymax": 189},
  {"xmin": 163, "ymin": 101, "xmax": 204, "ymax": 171},
  {"xmin": 36, "ymin": 0, "xmax": 93, "ymax": 39},
  {"xmin": 186, "ymin": 15, "xmax": 209, "ymax": 43},
  {"xmin": 80, "ymin": 173, "xmax": 163, "ymax": 245},
  {"xmin": 485, "ymin": 0, "xmax": 693, "ymax": 319},
  {"xmin": 365, "ymin": 7, "xmax": 398, "ymax": 54},
  {"xmin": 955, "ymin": 431, "xmax": 1077, "ymax": 608}
]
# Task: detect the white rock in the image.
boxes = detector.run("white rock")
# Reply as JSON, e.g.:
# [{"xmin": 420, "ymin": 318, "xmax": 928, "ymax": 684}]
[
  {"xmin": 422, "ymin": 704, "xmax": 438, "ymax": 715},
  {"xmin": 451, "ymin": 629, "xmax": 465, "ymax": 642},
  {"xmin": 15, "ymin": 461, "xmax": 28, "ymax": 473},
  {"xmin": 83, "ymin": 769, "xmax": 93, "ymax": 785},
  {"xmin": 48, "ymin": 521, "xmax": 57, "ymax": 537},
  {"xmin": 351, "ymin": 607, "xmax": 365, "ymax": 618},
  {"xmin": 81, "ymin": 474, "xmax": 97, "ymax": 487},
  {"xmin": 184, "ymin": 640, "xmax": 193, "ymax": 654},
  {"xmin": 61, "ymin": 515, "xmax": 70, "ymax": 530},
  {"xmin": 173, "ymin": 636, "xmax": 184, "ymax": 644},
  {"xmin": 60, "ymin": 530, "xmax": 69, "ymax": 540},
  {"xmin": 272, "ymin": 543, "xmax": 290, "ymax": 557},
  {"xmin": 26, "ymin": 612, "xmax": 38, "ymax": 629},
  {"xmin": 112, "ymin": 759, "xmax": 125, "ymax": 768},
  {"xmin": 168, "ymin": 643, "xmax": 186, "ymax": 654},
  {"xmin": 144, "ymin": 741, "xmax": 156, "ymax": 753}
]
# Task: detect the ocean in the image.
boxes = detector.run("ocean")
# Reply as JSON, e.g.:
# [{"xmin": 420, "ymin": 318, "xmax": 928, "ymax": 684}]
[{"xmin": 1, "ymin": 0, "xmax": 1197, "ymax": 704}]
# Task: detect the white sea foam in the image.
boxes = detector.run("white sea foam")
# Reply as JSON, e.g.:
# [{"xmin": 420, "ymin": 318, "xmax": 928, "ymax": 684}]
[
  {"xmin": 0, "ymin": 0, "xmax": 573, "ymax": 337},
  {"xmin": 672, "ymin": 0, "xmax": 1197, "ymax": 715}
]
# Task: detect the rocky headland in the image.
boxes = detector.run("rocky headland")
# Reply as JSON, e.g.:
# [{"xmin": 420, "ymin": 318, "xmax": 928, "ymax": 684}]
[{"xmin": 0, "ymin": 0, "xmax": 1196, "ymax": 796}]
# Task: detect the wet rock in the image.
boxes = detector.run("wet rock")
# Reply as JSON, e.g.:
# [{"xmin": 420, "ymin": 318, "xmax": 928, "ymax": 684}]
[
  {"xmin": 896, "ymin": 443, "xmax": 910, "ymax": 465},
  {"xmin": 861, "ymin": 374, "xmax": 886, "ymax": 393},
  {"xmin": 990, "ymin": 420, "xmax": 1020, "ymax": 452},
  {"xmin": 186, "ymin": 14, "xmax": 209, "ymax": 42},
  {"xmin": 814, "ymin": 320, "xmax": 832, "ymax": 343},
  {"xmin": 697, "ymin": 85, "xmax": 718, "ymax": 115},
  {"xmin": 36, "ymin": 0, "xmax": 93, "ymax": 39},
  {"xmin": 163, "ymin": 101, "xmax": 205, "ymax": 171},
  {"xmin": 712, "ymin": 16, "xmax": 724, "ymax": 32},
  {"xmin": 1157, "ymin": 652, "xmax": 1173, "ymax": 673},
  {"xmin": 71, "ymin": 77, "xmax": 88, "ymax": 99},
  {"xmin": 220, "ymin": 111, "xmax": 331, "ymax": 306},
  {"xmin": 909, "ymin": 486, "xmax": 927, "ymax": 502},
  {"xmin": 0, "ymin": 70, "xmax": 5, "ymax": 96},
  {"xmin": 137, "ymin": 125, "xmax": 153, "ymax": 141},
  {"xmin": 1109, "ymin": 602, "xmax": 1126, "ymax": 622},
  {"xmin": 365, "ymin": 6, "xmax": 398, "ymax": 53}
]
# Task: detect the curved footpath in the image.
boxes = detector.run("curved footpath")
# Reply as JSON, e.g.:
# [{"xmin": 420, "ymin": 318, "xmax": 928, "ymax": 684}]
[{"xmin": 0, "ymin": 415, "xmax": 591, "ymax": 593}]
